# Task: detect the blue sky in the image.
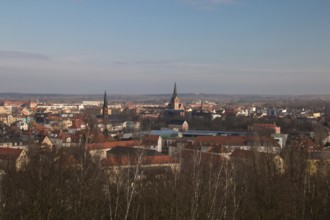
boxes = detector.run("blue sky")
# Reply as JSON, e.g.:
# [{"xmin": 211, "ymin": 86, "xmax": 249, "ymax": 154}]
[{"xmin": 0, "ymin": 0, "xmax": 329, "ymax": 94}]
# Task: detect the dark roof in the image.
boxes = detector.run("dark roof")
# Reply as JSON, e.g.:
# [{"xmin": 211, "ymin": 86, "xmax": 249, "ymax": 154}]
[
  {"xmin": 183, "ymin": 130, "xmax": 252, "ymax": 137},
  {"xmin": 168, "ymin": 119, "xmax": 186, "ymax": 125},
  {"xmin": 107, "ymin": 146, "xmax": 161, "ymax": 157}
]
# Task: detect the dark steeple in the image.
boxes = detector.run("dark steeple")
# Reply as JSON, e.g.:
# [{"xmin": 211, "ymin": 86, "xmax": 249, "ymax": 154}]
[
  {"xmin": 103, "ymin": 90, "xmax": 108, "ymax": 108},
  {"xmin": 172, "ymin": 82, "xmax": 177, "ymax": 99},
  {"xmin": 166, "ymin": 82, "xmax": 185, "ymax": 116},
  {"xmin": 103, "ymin": 90, "xmax": 108, "ymax": 118},
  {"xmin": 169, "ymin": 82, "xmax": 181, "ymax": 111}
]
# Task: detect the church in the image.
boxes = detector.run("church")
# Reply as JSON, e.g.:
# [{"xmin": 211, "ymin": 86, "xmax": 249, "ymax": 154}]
[{"xmin": 165, "ymin": 83, "xmax": 185, "ymax": 117}]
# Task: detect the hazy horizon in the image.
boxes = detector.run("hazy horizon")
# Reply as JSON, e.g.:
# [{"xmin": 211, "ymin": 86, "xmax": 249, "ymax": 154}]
[
  {"xmin": 1, "ymin": 0, "xmax": 329, "ymax": 95},
  {"xmin": 1, "ymin": 91, "xmax": 330, "ymax": 97}
]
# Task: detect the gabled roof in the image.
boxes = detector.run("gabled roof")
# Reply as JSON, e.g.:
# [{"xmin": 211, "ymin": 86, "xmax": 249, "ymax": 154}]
[{"xmin": 41, "ymin": 136, "xmax": 53, "ymax": 146}]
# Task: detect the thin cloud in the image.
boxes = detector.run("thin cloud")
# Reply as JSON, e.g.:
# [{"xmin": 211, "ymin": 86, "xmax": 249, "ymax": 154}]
[
  {"xmin": 0, "ymin": 50, "xmax": 50, "ymax": 60},
  {"xmin": 180, "ymin": 0, "xmax": 239, "ymax": 9},
  {"xmin": 0, "ymin": 53, "xmax": 329, "ymax": 94}
]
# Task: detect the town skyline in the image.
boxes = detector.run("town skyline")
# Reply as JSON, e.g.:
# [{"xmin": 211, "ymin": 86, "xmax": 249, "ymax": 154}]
[
  {"xmin": 1, "ymin": 0, "xmax": 329, "ymax": 95},
  {"xmin": 1, "ymin": 1, "xmax": 330, "ymax": 218}
]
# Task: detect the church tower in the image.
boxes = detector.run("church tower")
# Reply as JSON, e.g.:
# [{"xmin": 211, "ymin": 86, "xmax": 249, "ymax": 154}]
[
  {"xmin": 102, "ymin": 90, "xmax": 108, "ymax": 118},
  {"xmin": 169, "ymin": 82, "xmax": 180, "ymax": 110}
]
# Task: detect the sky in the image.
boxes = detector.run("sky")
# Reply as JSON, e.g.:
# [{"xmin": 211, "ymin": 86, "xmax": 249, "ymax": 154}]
[{"xmin": 0, "ymin": 0, "xmax": 329, "ymax": 95}]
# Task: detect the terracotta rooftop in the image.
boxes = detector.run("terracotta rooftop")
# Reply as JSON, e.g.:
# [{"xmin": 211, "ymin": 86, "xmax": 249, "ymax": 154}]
[
  {"xmin": 144, "ymin": 155, "xmax": 175, "ymax": 164},
  {"xmin": 88, "ymin": 140, "xmax": 141, "ymax": 151},
  {"xmin": 142, "ymin": 134, "xmax": 160, "ymax": 146},
  {"xmin": 101, "ymin": 155, "xmax": 176, "ymax": 166},
  {"xmin": 0, "ymin": 147, "xmax": 24, "ymax": 160}
]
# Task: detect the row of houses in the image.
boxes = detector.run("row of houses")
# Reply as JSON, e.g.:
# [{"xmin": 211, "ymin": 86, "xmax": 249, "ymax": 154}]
[{"xmin": 1, "ymin": 132, "xmax": 329, "ymax": 177}]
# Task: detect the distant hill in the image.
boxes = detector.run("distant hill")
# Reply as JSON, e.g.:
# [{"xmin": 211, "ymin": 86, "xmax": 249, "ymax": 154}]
[{"xmin": 1, "ymin": 92, "xmax": 330, "ymax": 105}]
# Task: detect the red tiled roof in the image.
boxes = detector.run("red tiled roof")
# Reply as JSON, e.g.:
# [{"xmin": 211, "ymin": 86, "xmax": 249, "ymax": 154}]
[
  {"xmin": 144, "ymin": 155, "xmax": 175, "ymax": 164},
  {"xmin": 0, "ymin": 147, "xmax": 23, "ymax": 160},
  {"xmin": 101, "ymin": 155, "xmax": 175, "ymax": 166},
  {"xmin": 142, "ymin": 135, "xmax": 160, "ymax": 145},
  {"xmin": 88, "ymin": 140, "xmax": 141, "ymax": 151}
]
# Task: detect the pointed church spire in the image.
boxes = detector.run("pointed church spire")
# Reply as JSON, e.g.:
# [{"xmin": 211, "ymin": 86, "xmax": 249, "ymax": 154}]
[
  {"xmin": 103, "ymin": 90, "xmax": 108, "ymax": 108},
  {"xmin": 103, "ymin": 90, "xmax": 109, "ymax": 119},
  {"xmin": 172, "ymin": 82, "xmax": 177, "ymax": 99}
]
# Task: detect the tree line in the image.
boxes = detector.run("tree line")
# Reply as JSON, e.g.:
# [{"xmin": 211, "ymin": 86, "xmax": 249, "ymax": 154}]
[{"xmin": 0, "ymin": 146, "xmax": 329, "ymax": 220}]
